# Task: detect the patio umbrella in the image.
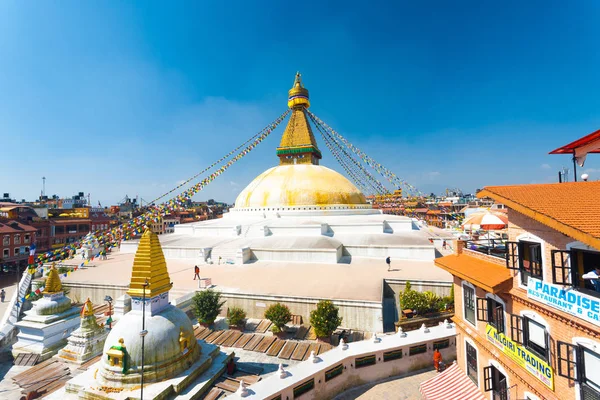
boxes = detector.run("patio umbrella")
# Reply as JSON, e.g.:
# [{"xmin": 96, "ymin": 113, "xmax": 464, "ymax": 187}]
[{"xmin": 461, "ymin": 211, "xmax": 508, "ymax": 231}]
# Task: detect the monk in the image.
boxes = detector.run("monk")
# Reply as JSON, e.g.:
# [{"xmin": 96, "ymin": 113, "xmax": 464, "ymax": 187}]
[{"xmin": 433, "ymin": 348, "xmax": 443, "ymax": 372}]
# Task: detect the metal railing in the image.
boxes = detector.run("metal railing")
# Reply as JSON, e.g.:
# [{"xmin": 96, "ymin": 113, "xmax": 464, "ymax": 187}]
[{"xmin": 465, "ymin": 239, "xmax": 507, "ymax": 259}]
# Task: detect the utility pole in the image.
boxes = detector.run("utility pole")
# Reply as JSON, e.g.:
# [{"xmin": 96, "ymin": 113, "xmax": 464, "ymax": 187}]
[
  {"xmin": 42, "ymin": 177, "xmax": 46, "ymax": 198},
  {"xmin": 140, "ymin": 278, "xmax": 149, "ymax": 400}
]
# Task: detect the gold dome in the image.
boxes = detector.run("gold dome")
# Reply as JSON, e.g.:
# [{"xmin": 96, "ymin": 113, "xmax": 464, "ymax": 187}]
[{"xmin": 234, "ymin": 164, "xmax": 367, "ymax": 209}]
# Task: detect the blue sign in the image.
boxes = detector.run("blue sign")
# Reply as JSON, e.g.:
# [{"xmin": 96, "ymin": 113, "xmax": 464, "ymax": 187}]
[{"xmin": 528, "ymin": 277, "xmax": 600, "ymax": 326}]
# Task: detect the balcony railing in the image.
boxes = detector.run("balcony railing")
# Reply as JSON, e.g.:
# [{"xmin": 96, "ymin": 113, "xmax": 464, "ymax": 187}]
[{"xmin": 465, "ymin": 239, "xmax": 506, "ymax": 259}]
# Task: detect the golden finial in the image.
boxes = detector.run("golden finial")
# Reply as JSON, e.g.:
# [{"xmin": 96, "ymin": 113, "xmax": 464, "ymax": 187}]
[
  {"xmin": 81, "ymin": 297, "xmax": 94, "ymax": 317},
  {"xmin": 287, "ymin": 71, "xmax": 310, "ymax": 109},
  {"xmin": 43, "ymin": 265, "xmax": 63, "ymax": 294},
  {"xmin": 126, "ymin": 228, "xmax": 172, "ymax": 299}
]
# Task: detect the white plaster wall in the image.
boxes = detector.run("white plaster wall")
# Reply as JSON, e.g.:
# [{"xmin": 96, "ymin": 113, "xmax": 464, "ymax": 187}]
[
  {"xmin": 191, "ymin": 225, "xmax": 238, "ymax": 237},
  {"xmin": 267, "ymin": 225, "xmax": 323, "ymax": 236},
  {"xmin": 229, "ymin": 323, "xmax": 457, "ymax": 400},
  {"xmin": 161, "ymin": 247, "xmax": 204, "ymax": 260},
  {"xmin": 345, "ymin": 245, "xmax": 434, "ymax": 261},
  {"xmin": 329, "ymin": 223, "xmax": 383, "ymax": 235},
  {"xmin": 251, "ymin": 248, "xmax": 340, "ymax": 263},
  {"xmin": 385, "ymin": 220, "xmax": 413, "ymax": 232}
]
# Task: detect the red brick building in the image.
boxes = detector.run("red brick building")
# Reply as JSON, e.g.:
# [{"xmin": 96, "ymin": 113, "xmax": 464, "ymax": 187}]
[
  {"xmin": 0, "ymin": 220, "xmax": 37, "ymax": 266},
  {"xmin": 434, "ymin": 181, "xmax": 600, "ymax": 400}
]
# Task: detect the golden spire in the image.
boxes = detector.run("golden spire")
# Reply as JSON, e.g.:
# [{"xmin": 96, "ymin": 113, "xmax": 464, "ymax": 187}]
[
  {"xmin": 43, "ymin": 265, "xmax": 63, "ymax": 294},
  {"xmin": 126, "ymin": 227, "xmax": 172, "ymax": 299},
  {"xmin": 81, "ymin": 297, "xmax": 94, "ymax": 317},
  {"xmin": 277, "ymin": 72, "xmax": 321, "ymax": 165}
]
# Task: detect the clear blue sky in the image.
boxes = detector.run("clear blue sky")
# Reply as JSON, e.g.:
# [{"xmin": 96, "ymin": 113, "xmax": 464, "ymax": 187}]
[{"xmin": 1, "ymin": 1, "xmax": 600, "ymax": 205}]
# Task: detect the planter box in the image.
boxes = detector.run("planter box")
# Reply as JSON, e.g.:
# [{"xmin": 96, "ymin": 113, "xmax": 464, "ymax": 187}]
[
  {"xmin": 316, "ymin": 336, "xmax": 331, "ymax": 344},
  {"xmin": 395, "ymin": 311, "xmax": 454, "ymax": 332}
]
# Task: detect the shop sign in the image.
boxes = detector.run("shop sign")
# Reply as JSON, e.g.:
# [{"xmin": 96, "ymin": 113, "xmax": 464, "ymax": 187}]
[
  {"xmin": 527, "ymin": 277, "xmax": 600, "ymax": 326},
  {"xmin": 486, "ymin": 324, "xmax": 554, "ymax": 390}
]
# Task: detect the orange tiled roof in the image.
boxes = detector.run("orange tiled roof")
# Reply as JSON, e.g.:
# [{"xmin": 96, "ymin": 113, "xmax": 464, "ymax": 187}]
[
  {"xmin": 435, "ymin": 253, "xmax": 512, "ymax": 293},
  {"xmin": 478, "ymin": 181, "xmax": 600, "ymax": 249}
]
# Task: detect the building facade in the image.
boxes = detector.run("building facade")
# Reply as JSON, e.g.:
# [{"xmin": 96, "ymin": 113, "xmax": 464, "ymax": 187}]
[
  {"xmin": 435, "ymin": 181, "xmax": 600, "ymax": 400},
  {"xmin": 0, "ymin": 220, "xmax": 37, "ymax": 265}
]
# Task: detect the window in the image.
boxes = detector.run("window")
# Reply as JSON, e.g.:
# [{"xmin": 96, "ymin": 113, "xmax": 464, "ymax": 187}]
[
  {"xmin": 552, "ymin": 248, "xmax": 600, "ymax": 297},
  {"xmin": 3, "ymin": 249, "xmax": 8, "ymax": 258},
  {"xmin": 510, "ymin": 314, "xmax": 550, "ymax": 360},
  {"xmin": 477, "ymin": 297, "xmax": 505, "ymax": 333},
  {"xmin": 14, "ymin": 234, "xmax": 20, "ymax": 245},
  {"xmin": 506, "ymin": 240, "xmax": 542, "ymax": 285},
  {"xmin": 484, "ymin": 365, "xmax": 508, "ymax": 400},
  {"xmin": 558, "ymin": 341, "xmax": 600, "ymax": 399},
  {"xmin": 24, "ymin": 234, "xmax": 30, "ymax": 243},
  {"xmin": 14, "ymin": 248, "xmax": 19, "ymax": 256},
  {"xmin": 463, "ymin": 284, "xmax": 476, "ymax": 325},
  {"xmin": 2, "ymin": 236, "xmax": 9, "ymax": 246},
  {"xmin": 466, "ymin": 341, "xmax": 478, "ymax": 385}
]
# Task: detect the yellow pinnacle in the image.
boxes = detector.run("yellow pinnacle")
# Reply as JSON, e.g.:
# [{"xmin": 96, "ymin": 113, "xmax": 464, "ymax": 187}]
[
  {"xmin": 81, "ymin": 297, "xmax": 95, "ymax": 317},
  {"xmin": 126, "ymin": 228, "xmax": 172, "ymax": 299},
  {"xmin": 277, "ymin": 72, "xmax": 321, "ymax": 165},
  {"xmin": 43, "ymin": 265, "xmax": 63, "ymax": 294}
]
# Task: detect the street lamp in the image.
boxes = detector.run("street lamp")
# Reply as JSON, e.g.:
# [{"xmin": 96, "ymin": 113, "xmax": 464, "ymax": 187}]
[
  {"xmin": 140, "ymin": 279, "xmax": 149, "ymax": 400},
  {"xmin": 104, "ymin": 295, "xmax": 113, "ymax": 329}
]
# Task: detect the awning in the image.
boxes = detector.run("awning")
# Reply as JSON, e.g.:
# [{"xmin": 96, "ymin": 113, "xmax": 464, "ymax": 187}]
[
  {"xmin": 549, "ymin": 129, "xmax": 600, "ymax": 167},
  {"xmin": 420, "ymin": 362, "xmax": 485, "ymax": 400}
]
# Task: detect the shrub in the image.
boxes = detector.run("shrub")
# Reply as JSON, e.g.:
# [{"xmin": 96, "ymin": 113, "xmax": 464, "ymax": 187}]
[
  {"xmin": 264, "ymin": 303, "xmax": 292, "ymax": 330},
  {"xmin": 227, "ymin": 307, "xmax": 246, "ymax": 327},
  {"xmin": 310, "ymin": 300, "xmax": 343, "ymax": 338},
  {"xmin": 399, "ymin": 289, "xmax": 429, "ymax": 315},
  {"xmin": 191, "ymin": 290, "xmax": 225, "ymax": 325}
]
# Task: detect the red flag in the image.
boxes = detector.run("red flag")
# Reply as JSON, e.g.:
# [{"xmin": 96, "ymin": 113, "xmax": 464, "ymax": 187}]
[{"xmin": 28, "ymin": 255, "xmax": 34, "ymax": 265}]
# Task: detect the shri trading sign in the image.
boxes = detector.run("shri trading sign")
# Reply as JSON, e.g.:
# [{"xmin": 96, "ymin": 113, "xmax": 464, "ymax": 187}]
[
  {"xmin": 527, "ymin": 277, "xmax": 600, "ymax": 326},
  {"xmin": 486, "ymin": 324, "xmax": 554, "ymax": 390}
]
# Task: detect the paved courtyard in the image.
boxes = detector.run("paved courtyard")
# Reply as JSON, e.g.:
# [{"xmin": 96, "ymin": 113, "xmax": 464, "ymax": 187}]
[
  {"xmin": 61, "ymin": 249, "xmax": 451, "ymax": 303},
  {"xmin": 333, "ymin": 368, "xmax": 436, "ymax": 400}
]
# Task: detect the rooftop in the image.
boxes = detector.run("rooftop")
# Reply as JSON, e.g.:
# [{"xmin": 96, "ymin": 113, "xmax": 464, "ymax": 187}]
[
  {"xmin": 0, "ymin": 220, "xmax": 38, "ymax": 233},
  {"xmin": 478, "ymin": 181, "xmax": 600, "ymax": 249},
  {"xmin": 434, "ymin": 252, "xmax": 512, "ymax": 293}
]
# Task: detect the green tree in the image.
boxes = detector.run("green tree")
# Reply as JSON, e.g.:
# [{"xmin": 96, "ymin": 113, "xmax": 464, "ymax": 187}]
[
  {"xmin": 310, "ymin": 300, "xmax": 343, "ymax": 338},
  {"xmin": 264, "ymin": 303, "xmax": 292, "ymax": 333},
  {"xmin": 191, "ymin": 290, "xmax": 225, "ymax": 325},
  {"xmin": 227, "ymin": 307, "xmax": 247, "ymax": 327}
]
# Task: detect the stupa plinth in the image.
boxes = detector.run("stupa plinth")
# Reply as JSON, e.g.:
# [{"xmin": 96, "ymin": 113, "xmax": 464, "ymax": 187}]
[
  {"xmin": 12, "ymin": 266, "xmax": 81, "ymax": 361},
  {"xmin": 58, "ymin": 298, "xmax": 109, "ymax": 364}
]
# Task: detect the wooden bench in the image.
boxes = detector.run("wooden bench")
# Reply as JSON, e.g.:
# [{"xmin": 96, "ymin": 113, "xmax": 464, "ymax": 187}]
[
  {"xmin": 278, "ymin": 341, "xmax": 297, "ymax": 360},
  {"xmin": 196, "ymin": 328, "xmax": 213, "ymax": 341},
  {"xmin": 204, "ymin": 388, "xmax": 224, "ymax": 400},
  {"xmin": 291, "ymin": 315, "xmax": 303, "ymax": 325},
  {"xmin": 215, "ymin": 378, "xmax": 240, "ymax": 392},
  {"xmin": 303, "ymin": 343, "xmax": 321, "ymax": 360},
  {"xmin": 205, "ymin": 330, "xmax": 225, "ymax": 344},
  {"xmin": 294, "ymin": 325, "xmax": 309, "ymax": 340},
  {"xmin": 233, "ymin": 334, "xmax": 254, "ymax": 348},
  {"xmin": 318, "ymin": 343, "xmax": 333, "ymax": 354},
  {"xmin": 213, "ymin": 330, "xmax": 234, "ymax": 346},
  {"xmin": 221, "ymin": 330, "xmax": 243, "ymax": 347},
  {"xmin": 291, "ymin": 342, "xmax": 309, "ymax": 361},
  {"xmin": 243, "ymin": 335, "xmax": 264, "ymax": 351},
  {"xmin": 254, "ymin": 336, "xmax": 276, "ymax": 353},
  {"xmin": 237, "ymin": 363, "xmax": 263, "ymax": 375},
  {"xmin": 266, "ymin": 339, "xmax": 285, "ymax": 357}
]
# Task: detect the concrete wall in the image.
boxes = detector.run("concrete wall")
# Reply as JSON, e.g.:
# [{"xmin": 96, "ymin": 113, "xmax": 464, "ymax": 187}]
[
  {"xmin": 267, "ymin": 225, "xmax": 322, "ymax": 236},
  {"xmin": 229, "ymin": 323, "xmax": 457, "ymax": 400},
  {"xmin": 251, "ymin": 247, "xmax": 341, "ymax": 264},
  {"xmin": 177, "ymin": 291, "xmax": 384, "ymax": 333},
  {"xmin": 344, "ymin": 245, "xmax": 435, "ymax": 260}
]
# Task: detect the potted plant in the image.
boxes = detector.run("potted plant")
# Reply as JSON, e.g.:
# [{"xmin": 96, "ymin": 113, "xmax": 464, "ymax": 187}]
[
  {"xmin": 227, "ymin": 307, "xmax": 246, "ymax": 330},
  {"xmin": 265, "ymin": 303, "xmax": 291, "ymax": 338},
  {"xmin": 310, "ymin": 300, "xmax": 342, "ymax": 343},
  {"xmin": 192, "ymin": 289, "xmax": 225, "ymax": 327}
]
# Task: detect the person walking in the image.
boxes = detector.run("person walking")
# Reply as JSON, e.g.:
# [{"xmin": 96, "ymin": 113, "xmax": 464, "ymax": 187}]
[
  {"xmin": 193, "ymin": 265, "xmax": 200, "ymax": 280},
  {"xmin": 386, "ymin": 256, "xmax": 391, "ymax": 272},
  {"xmin": 433, "ymin": 348, "xmax": 443, "ymax": 372},
  {"xmin": 442, "ymin": 240, "xmax": 447, "ymax": 250},
  {"xmin": 1, "ymin": 289, "xmax": 5, "ymax": 303}
]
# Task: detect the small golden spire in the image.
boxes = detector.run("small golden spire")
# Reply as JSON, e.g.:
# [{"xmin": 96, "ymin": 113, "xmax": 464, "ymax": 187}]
[
  {"xmin": 43, "ymin": 265, "xmax": 63, "ymax": 294},
  {"xmin": 126, "ymin": 229, "xmax": 172, "ymax": 299},
  {"xmin": 287, "ymin": 71, "xmax": 310, "ymax": 109},
  {"xmin": 81, "ymin": 298, "xmax": 94, "ymax": 317}
]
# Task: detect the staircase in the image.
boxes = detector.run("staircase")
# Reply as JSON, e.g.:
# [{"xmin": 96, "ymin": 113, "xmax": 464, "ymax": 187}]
[{"xmin": 0, "ymin": 268, "xmax": 33, "ymax": 348}]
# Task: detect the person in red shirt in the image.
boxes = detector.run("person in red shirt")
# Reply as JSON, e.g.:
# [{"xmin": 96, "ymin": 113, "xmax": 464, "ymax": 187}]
[
  {"xmin": 433, "ymin": 348, "xmax": 443, "ymax": 372},
  {"xmin": 193, "ymin": 265, "xmax": 200, "ymax": 280}
]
